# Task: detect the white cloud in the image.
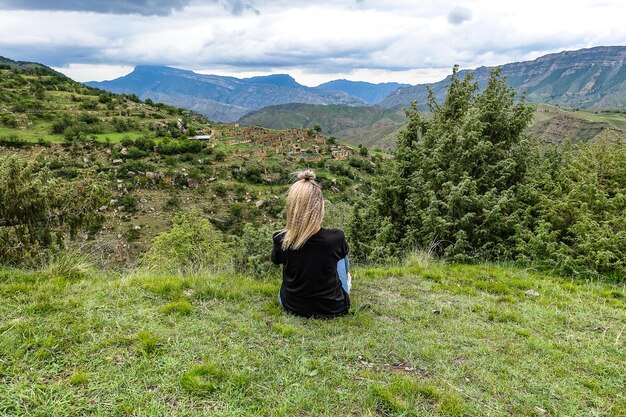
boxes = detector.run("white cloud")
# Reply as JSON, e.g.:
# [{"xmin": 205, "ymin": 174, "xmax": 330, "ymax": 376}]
[
  {"xmin": 1, "ymin": 0, "xmax": 625, "ymax": 83},
  {"xmin": 53, "ymin": 64, "xmax": 134, "ymax": 82}
]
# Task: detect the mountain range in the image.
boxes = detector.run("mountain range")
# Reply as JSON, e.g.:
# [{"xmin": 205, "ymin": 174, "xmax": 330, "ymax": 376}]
[
  {"xmin": 87, "ymin": 67, "xmax": 406, "ymax": 122},
  {"xmin": 381, "ymin": 46, "xmax": 626, "ymax": 110},
  {"xmin": 87, "ymin": 46, "xmax": 625, "ymax": 124}
]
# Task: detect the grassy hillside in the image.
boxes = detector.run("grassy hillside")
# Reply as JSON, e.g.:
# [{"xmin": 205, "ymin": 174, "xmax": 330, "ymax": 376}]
[
  {"xmin": 0, "ymin": 59, "xmax": 212, "ymax": 144},
  {"xmin": 0, "ymin": 58, "xmax": 380, "ymax": 267},
  {"xmin": 239, "ymin": 103, "xmax": 406, "ymax": 150},
  {"xmin": 531, "ymin": 104, "xmax": 626, "ymax": 144},
  {"xmin": 241, "ymin": 103, "xmax": 626, "ymax": 150},
  {"xmin": 0, "ymin": 260, "xmax": 624, "ymax": 416}
]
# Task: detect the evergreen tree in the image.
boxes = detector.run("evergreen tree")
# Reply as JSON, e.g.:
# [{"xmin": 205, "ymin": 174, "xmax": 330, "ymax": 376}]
[
  {"xmin": 0, "ymin": 155, "xmax": 109, "ymax": 265},
  {"xmin": 355, "ymin": 67, "xmax": 534, "ymax": 262}
]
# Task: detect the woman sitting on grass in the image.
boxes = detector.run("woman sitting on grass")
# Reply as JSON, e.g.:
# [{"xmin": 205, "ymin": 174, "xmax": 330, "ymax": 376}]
[{"xmin": 271, "ymin": 169, "xmax": 351, "ymax": 318}]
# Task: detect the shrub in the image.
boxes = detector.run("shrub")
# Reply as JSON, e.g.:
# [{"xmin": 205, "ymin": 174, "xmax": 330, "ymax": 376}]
[
  {"xmin": 323, "ymin": 201, "xmax": 352, "ymax": 230},
  {"xmin": 518, "ymin": 140, "xmax": 626, "ymax": 277},
  {"xmin": 125, "ymin": 146, "xmax": 149, "ymax": 159},
  {"xmin": 231, "ymin": 163, "xmax": 264, "ymax": 184},
  {"xmin": 354, "ymin": 67, "xmax": 533, "ymax": 263},
  {"xmin": 134, "ymin": 136, "xmax": 156, "ymax": 152},
  {"xmin": 51, "ymin": 114, "xmax": 73, "ymax": 134},
  {"xmin": 117, "ymin": 195, "xmax": 138, "ymax": 213},
  {"xmin": 0, "ymin": 112, "xmax": 18, "ymax": 128},
  {"xmin": 234, "ymin": 223, "xmax": 278, "ymax": 277},
  {"xmin": 0, "ymin": 155, "xmax": 109, "ymax": 265},
  {"xmin": 0, "ymin": 135, "xmax": 30, "ymax": 148},
  {"xmin": 141, "ymin": 211, "xmax": 233, "ymax": 273}
]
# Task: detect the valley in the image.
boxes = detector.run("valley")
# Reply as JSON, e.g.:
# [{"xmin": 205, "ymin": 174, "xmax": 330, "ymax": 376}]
[{"xmin": 82, "ymin": 47, "xmax": 626, "ymax": 150}]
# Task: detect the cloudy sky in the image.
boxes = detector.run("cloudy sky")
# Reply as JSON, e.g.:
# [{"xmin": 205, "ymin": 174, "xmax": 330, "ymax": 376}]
[{"xmin": 1, "ymin": 0, "xmax": 625, "ymax": 86}]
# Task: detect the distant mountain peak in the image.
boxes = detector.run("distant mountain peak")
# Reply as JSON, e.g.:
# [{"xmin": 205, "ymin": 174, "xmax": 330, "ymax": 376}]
[
  {"xmin": 86, "ymin": 68, "xmax": 364, "ymax": 122},
  {"xmin": 317, "ymin": 79, "xmax": 410, "ymax": 105},
  {"xmin": 243, "ymin": 74, "xmax": 300, "ymax": 88},
  {"xmin": 133, "ymin": 65, "xmax": 194, "ymax": 75}
]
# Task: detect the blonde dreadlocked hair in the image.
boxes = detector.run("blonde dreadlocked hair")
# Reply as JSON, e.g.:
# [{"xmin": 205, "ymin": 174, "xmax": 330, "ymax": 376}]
[{"xmin": 280, "ymin": 169, "xmax": 324, "ymax": 251}]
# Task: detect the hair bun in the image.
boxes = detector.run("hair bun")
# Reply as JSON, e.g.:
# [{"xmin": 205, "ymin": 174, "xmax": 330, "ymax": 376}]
[{"xmin": 298, "ymin": 169, "xmax": 316, "ymax": 181}]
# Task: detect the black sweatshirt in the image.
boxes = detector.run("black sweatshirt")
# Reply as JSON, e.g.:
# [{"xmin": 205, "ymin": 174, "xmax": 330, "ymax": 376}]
[{"xmin": 272, "ymin": 228, "xmax": 350, "ymax": 318}]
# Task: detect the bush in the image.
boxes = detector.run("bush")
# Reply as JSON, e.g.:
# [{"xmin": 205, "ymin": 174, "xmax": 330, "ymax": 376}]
[
  {"xmin": 125, "ymin": 146, "xmax": 149, "ymax": 159},
  {"xmin": 0, "ymin": 112, "xmax": 18, "ymax": 128},
  {"xmin": 134, "ymin": 136, "xmax": 156, "ymax": 152},
  {"xmin": 353, "ymin": 67, "xmax": 533, "ymax": 263},
  {"xmin": 141, "ymin": 211, "xmax": 233, "ymax": 273},
  {"xmin": 234, "ymin": 223, "xmax": 278, "ymax": 277},
  {"xmin": 0, "ymin": 135, "xmax": 30, "ymax": 148},
  {"xmin": 231, "ymin": 163, "xmax": 264, "ymax": 184},
  {"xmin": 51, "ymin": 114, "xmax": 73, "ymax": 134},
  {"xmin": 117, "ymin": 195, "xmax": 138, "ymax": 213},
  {"xmin": 157, "ymin": 139, "xmax": 203, "ymax": 155},
  {"xmin": 518, "ymin": 141, "xmax": 626, "ymax": 277},
  {"xmin": 0, "ymin": 155, "xmax": 109, "ymax": 265}
]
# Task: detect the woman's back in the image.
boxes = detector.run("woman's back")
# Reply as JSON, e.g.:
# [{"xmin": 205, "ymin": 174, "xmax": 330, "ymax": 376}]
[{"xmin": 272, "ymin": 228, "xmax": 349, "ymax": 318}]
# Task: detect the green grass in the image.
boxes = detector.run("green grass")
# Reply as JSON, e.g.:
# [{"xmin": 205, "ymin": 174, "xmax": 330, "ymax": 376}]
[
  {"xmin": 0, "ymin": 262, "xmax": 624, "ymax": 416},
  {"xmin": 0, "ymin": 123, "xmax": 64, "ymax": 143},
  {"xmin": 0, "ymin": 124, "xmax": 148, "ymax": 144},
  {"xmin": 535, "ymin": 104, "xmax": 626, "ymax": 132}
]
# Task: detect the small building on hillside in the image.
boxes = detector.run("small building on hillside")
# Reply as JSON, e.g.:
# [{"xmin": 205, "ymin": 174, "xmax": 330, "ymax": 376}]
[{"xmin": 190, "ymin": 134, "xmax": 212, "ymax": 141}]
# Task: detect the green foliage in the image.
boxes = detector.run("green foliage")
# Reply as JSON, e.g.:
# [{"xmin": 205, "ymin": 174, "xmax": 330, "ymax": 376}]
[
  {"xmin": 141, "ymin": 211, "xmax": 232, "ymax": 274},
  {"xmin": 157, "ymin": 138, "xmax": 204, "ymax": 155},
  {"xmin": 355, "ymin": 67, "xmax": 534, "ymax": 263},
  {"xmin": 231, "ymin": 163, "xmax": 264, "ymax": 184},
  {"xmin": 0, "ymin": 134, "xmax": 30, "ymax": 148},
  {"xmin": 518, "ymin": 140, "xmax": 626, "ymax": 276},
  {"xmin": 117, "ymin": 195, "xmax": 138, "ymax": 213},
  {"xmin": 234, "ymin": 223, "xmax": 278, "ymax": 277},
  {"xmin": 0, "ymin": 112, "xmax": 18, "ymax": 128},
  {"xmin": 0, "ymin": 155, "xmax": 109, "ymax": 265},
  {"xmin": 323, "ymin": 200, "xmax": 353, "ymax": 231}
]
